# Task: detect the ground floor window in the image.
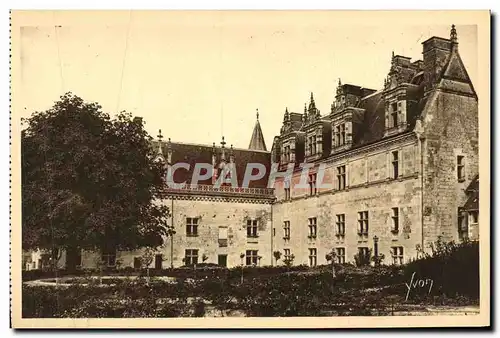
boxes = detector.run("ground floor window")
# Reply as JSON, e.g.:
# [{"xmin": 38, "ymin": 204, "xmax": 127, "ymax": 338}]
[
  {"xmin": 246, "ymin": 250, "xmax": 258, "ymax": 266},
  {"xmin": 284, "ymin": 248, "xmax": 291, "ymax": 261},
  {"xmin": 335, "ymin": 247, "xmax": 345, "ymax": 264},
  {"xmin": 185, "ymin": 249, "xmax": 199, "ymax": 266},
  {"xmin": 308, "ymin": 248, "xmax": 317, "ymax": 267},
  {"xmin": 101, "ymin": 248, "xmax": 116, "ymax": 268},
  {"xmin": 391, "ymin": 246, "xmax": 404, "ymax": 265},
  {"xmin": 218, "ymin": 254, "xmax": 227, "ymax": 267}
]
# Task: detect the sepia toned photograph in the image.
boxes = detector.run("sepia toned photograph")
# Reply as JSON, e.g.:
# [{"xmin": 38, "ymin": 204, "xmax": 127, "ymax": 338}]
[{"xmin": 10, "ymin": 10, "xmax": 490, "ymax": 328}]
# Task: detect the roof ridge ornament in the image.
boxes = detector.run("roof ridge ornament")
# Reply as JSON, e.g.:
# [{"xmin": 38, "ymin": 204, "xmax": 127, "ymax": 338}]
[{"xmin": 450, "ymin": 24, "xmax": 458, "ymax": 46}]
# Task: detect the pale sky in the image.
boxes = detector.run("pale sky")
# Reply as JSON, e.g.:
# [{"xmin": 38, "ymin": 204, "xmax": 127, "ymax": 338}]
[{"xmin": 17, "ymin": 11, "xmax": 478, "ymax": 149}]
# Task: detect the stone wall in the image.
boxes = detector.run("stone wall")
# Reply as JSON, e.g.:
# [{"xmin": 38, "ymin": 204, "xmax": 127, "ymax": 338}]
[
  {"xmin": 158, "ymin": 198, "xmax": 273, "ymax": 268},
  {"xmin": 273, "ymin": 137, "xmax": 422, "ymax": 266},
  {"xmin": 421, "ymin": 90, "xmax": 479, "ymax": 247}
]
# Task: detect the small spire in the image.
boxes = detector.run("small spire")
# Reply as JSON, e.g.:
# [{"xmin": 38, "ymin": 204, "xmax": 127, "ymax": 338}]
[
  {"xmin": 310, "ymin": 92, "xmax": 314, "ymax": 101},
  {"xmin": 450, "ymin": 24, "xmax": 458, "ymax": 44},
  {"xmin": 390, "ymin": 51, "xmax": 397, "ymax": 73},
  {"xmin": 284, "ymin": 107, "xmax": 290, "ymax": 122},
  {"xmin": 304, "ymin": 103, "xmax": 307, "ymax": 113},
  {"xmin": 221, "ymin": 136, "xmax": 226, "ymax": 148},
  {"xmin": 256, "ymin": 108, "xmax": 259, "ymax": 121},
  {"xmin": 338, "ymin": 78, "xmax": 341, "ymax": 86},
  {"xmin": 157, "ymin": 129, "xmax": 163, "ymax": 141}
]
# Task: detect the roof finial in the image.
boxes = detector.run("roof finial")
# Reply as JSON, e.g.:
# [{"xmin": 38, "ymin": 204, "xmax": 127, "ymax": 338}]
[
  {"xmin": 221, "ymin": 136, "xmax": 226, "ymax": 148},
  {"xmin": 450, "ymin": 24, "xmax": 458, "ymax": 44},
  {"xmin": 256, "ymin": 108, "xmax": 259, "ymax": 121},
  {"xmin": 157, "ymin": 129, "xmax": 163, "ymax": 141},
  {"xmin": 310, "ymin": 92, "xmax": 314, "ymax": 101},
  {"xmin": 338, "ymin": 78, "xmax": 341, "ymax": 86},
  {"xmin": 304, "ymin": 103, "xmax": 307, "ymax": 113}
]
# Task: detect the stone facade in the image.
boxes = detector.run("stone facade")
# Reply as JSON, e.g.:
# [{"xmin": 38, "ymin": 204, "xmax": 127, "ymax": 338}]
[{"xmin": 25, "ymin": 25, "xmax": 479, "ymax": 271}]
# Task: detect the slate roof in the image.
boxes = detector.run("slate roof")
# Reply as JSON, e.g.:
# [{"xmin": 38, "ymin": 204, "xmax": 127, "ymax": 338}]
[
  {"xmin": 248, "ymin": 119, "xmax": 267, "ymax": 151},
  {"xmin": 156, "ymin": 141, "xmax": 271, "ymax": 188}
]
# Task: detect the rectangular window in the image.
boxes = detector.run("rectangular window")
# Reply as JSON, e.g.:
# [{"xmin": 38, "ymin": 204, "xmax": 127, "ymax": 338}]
[
  {"xmin": 336, "ymin": 214, "xmax": 345, "ymax": 236},
  {"xmin": 335, "ymin": 125, "xmax": 341, "ymax": 147},
  {"xmin": 284, "ymin": 187, "xmax": 291, "ymax": 200},
  {"xmin": 186, "ymin": 217, "xmax": 198, "ymax": 237},
  {"xmin": 469, "ymin": 210, "xmax": 479, "ymax": 224},
  {"xmin": 308, "ymin": 217, "xmax": 317, "ymax": 238},
  {"xmin": 391, "ymin": 246, "xmax": 404, "ymax": 265},
  {"xmin": 284, "ymin": 249, "xmax": 291, "ymax": 261},
  {"xmin": 391, "ymin": 207, "xmax": 399, "ymax": 233},
  {"xmin": 309, "ymin": 173, "xmax": 317, "ymax": 196},
  {"xmin": 392, "ymin": 151, "xmax": 399, "ymax": 179},
  {"xmin": 184, "ymin": 249, "xmax": 199, "ymax": 266},
  {"xmin": 358, "ymin": 247, "xmax": 370, "ymax": 261},
  {"xmin": 312, "ymin": 135, "xmax": 317, "ymax": 154},
  {"xmin": 340, "ymin": 124, "xmax": 346, "ymax": 145},
  {"xmin": 336, "ymin": 248, "xmax": 346, "ymax": 264},
  {"xmin": 391, "ymin": 102, "xmax": 398, "ymax": 127},
  {"xmin": 284, "ymin": 145, "xmax": 291, "ymax": 162},
  {"xmin": 246, "ymin": 250, "xmax": 258, "ymax": 266},
  {"xmin": 458, "ymin": 208, "xmax": 468, "ymax": 240},
  {"xmin": 457, "ymin": 155, "xmax": 465, "ymax": 181},
  {"xmin": 283, "ymin": 221, "xmax": 290, "ymax": 240},
  {"xmin": 101, "ymin": 248, "xmax": 116, "ymax": 267},
  {"xmin": 337, "ymin": 165, "xmax": 346, "ymax": 190},
  {"xmin": 358, "ymin": 211, "xmax": 369, "ymax": 235},
  {"xmin": 247, "ymin": 219, "xmax": 258, "ymax": 238},
  {"xmin": 308, "ymin": 248, "xmax": 317, "ymax": 267},
  {"xmin": 218, "ymin": 227, "xmax": 228, "ymax": 247}
]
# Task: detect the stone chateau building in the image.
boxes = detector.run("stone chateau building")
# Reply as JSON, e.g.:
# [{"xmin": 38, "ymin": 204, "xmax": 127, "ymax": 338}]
[{"xmin": 25, "ymin": 25, "xmax": 479, "ymax": 270}]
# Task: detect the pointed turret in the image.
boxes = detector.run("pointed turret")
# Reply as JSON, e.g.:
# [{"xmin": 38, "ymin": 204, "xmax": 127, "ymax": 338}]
[{"xmin": 248, "ymin": 108, "xmax": 267, "ymax": 151}]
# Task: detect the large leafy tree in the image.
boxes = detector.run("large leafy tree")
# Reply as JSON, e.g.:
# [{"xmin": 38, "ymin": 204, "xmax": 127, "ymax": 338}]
[{"xmin": 22, "ymin": 93, "xmax": 172, "ymax": 266}]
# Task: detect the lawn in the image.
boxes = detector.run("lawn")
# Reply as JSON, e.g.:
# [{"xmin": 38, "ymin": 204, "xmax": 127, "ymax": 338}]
[{"xmin": 22, "ymin": 241, "xmax": 479, "ymax": 318}]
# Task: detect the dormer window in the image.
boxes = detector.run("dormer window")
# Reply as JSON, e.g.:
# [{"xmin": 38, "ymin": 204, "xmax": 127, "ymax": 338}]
[
  {"xmin": 333, "ymin": 123, "xmax": 347, "ymax": 148},
  {"xmin": 307, "ymin": 135, "xmax": 317, "ymax": 156},
  {"xmin": 391, "ymin": 102, "xmax": 398, "ymax": 127},
  {"xmin": 384, "ymin": 97, "xmax": 407, "ymax": 137}
]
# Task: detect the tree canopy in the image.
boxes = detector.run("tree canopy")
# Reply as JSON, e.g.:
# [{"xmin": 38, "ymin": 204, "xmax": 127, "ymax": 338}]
[{"xmin": 22, "ymin": 93, "xmax": 172, "ymax": 254}]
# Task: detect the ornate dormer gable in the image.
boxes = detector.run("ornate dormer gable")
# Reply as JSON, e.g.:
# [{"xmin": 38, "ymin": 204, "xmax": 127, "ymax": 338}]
[
  {"xmin": 303, "ymin": 92, "xmax": 321, "ymax": 125},
  {"xmin": 278, "ymin": 107, "xmax": 306, "ymax": 170},
  {"xmin": 382, "ymin": 52, "xmax": 422, "ymax": 138},
  {"xmin": 383, "ymin": 52, "xmax": 421, "ymax": 92},
  {"xmin": 301, "ymin": 93, "xmax": 332, "ymax": 162},
  {"xmin": 331, "ymin": 79, "xmax": 373, "ymax": 113},
  {"xmin": 270, "ymin": 136, "xmax": 281, "ymax": 163},
  {"xmin": 330, "ymin": 82, "xmax": 373, "ymax": 154}
]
